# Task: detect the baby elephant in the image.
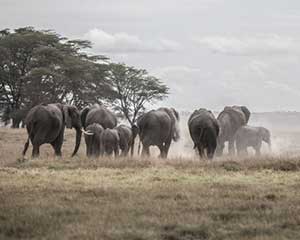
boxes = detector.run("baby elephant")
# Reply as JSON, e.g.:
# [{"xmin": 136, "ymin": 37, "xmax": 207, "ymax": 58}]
[
  {"xmin": 114, "ymin": 125, "xmax": 133, "ymax": 157},
  {"xmin": 101, "ymin": 128, "xmax": 120, "ymax": 157},
  {"xmin": 235, "ymin": 126, "xmax": 271, "ymax": 156},
  {"xmin": 84, "ymin": 123, "xmax": 104, "ymax": 158}
]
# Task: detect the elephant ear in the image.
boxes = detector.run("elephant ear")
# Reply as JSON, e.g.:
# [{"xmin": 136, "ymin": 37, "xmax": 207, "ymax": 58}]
[
  {"xmin": 63, "ymin": 105, "xmax": 72, "ymax": 129},
  {"xmin": 80, "ymin": 106, "xmax": 90, "ymax": 129},
  {"xmin": 170, "ymin": 108, "xmax": 180, "ymax": 142},
  {"xmin": 171, "ymin": 108, "xmax": 180, "ymax": 121},
  {"xmin": 240, "ymin": 106, "xmax": 251, "ymax": 123}
]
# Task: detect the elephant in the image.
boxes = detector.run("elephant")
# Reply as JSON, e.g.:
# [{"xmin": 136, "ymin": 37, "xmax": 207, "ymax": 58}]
[
  {"xmin": 114, "ymin": 124, "xmax": 133, "ymax": 157},
  {"xmin": 216, "ymin": 105, "xmax": 251, "ymax": 156},
  {"xmin": 235, "ymin": 126, "xmax": 271, "ymax": 156},
  {"xmin": 85, "ymin": 123, "xmax": 104, "ymax": 158},
  {"xmin": 188, "ymin": 108, "xmax": 219, "ymax": 159},
  {"xmin": 81, "ymin": 104, "xmax": 117, "ymax": 130},
  {"xmin": 100, "ymin": 128, "xmax": 120, "ymax": 156},
  {"xmin": 136, "ymin": 107, "xmax": 180, "ymax": 158},
  {"xmin": 22, "ymin": 103, "xmax": 91, "ymax": 158}
]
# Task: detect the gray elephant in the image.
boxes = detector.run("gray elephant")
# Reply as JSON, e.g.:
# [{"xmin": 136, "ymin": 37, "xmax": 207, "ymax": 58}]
[
  {"xmin": 22, "ymin": 103, "xmax": 91, "ymax": 158},
  {"xmin": 188, "ymin": 108, "xmax": 219, "ymax": 159},
  {"xmin": 216, "ymin": 105, "xmax": 251, "ymax": 156},
  {"xmin": 136, "ymin": 107, "xmax": 180, "ymax": 158},
  {"xmin": 114, "ymin": 124, "xmax": 133, "ymax": 157},
  {"xmin": 101, "ymin": 128, "xmax": 120, "ymax": 156},
  {"xmin": 81, "ymin": 104, "xmax": 117, "ymax": 129},
  {"xmin": 235, "ymin": 126, "xmax": 271, "ymax": 156},
  {"xmin": 85, "ymin": 123, "xmax": 104, "ymax": 158}
]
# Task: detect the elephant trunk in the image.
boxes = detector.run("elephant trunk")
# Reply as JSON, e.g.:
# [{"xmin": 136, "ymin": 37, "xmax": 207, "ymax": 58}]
[
  {"xmin": 130, "ymin": 125, "xmax": 139, "ymax": 156},
  {"xmin": 268, "ymin": 139, "xmax": 272, "ymax": 151},
  {"xmin": 71, "ymin": 127, "xmax": 82, "ymax": 157}
]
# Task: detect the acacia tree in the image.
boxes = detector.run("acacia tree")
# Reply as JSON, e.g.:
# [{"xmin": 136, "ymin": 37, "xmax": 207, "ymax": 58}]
[
  {"xmin": 0, "ymin": 27, "xmax": 111, "ymax": 127},
  {"xmin": 107, "ymin": 63, "xmax": 169, "ymax": 125}
]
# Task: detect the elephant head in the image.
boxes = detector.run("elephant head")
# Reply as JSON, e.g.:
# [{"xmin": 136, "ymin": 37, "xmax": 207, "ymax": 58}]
[
  {"xmin": 62, "ymin": 105, "xmax": 83, "ymax": 157},
  {"xmin": 80, "ymin": 106, "xmax": 91, "ymax": 129},
  {"xmin": 259, "ymin": 127, "xmax": 271, "ymax": 148}
]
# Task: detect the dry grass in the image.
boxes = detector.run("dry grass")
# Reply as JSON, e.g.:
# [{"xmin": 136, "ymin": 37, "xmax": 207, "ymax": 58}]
[{"xmin": 1, "ymin": 128, "xmax": 300, "ymax": 239}]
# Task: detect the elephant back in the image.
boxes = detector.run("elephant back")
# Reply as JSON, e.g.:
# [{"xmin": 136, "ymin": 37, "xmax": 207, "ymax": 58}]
[
  {"xmin": 188, "ymin": 109, "xmax": 219, "ymax": 135},
  {"xmin": 188, "ymin": 108, "xmax": 214, "ymax": 124},
  {"xmin": 83, "ymin": 104, "xmax": 117, "ymax": 129}
]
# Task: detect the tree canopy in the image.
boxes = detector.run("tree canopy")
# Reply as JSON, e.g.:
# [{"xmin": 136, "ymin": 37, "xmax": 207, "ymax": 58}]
[
  {"xmin": 0, "ymin": 27, "xmax": 169, "ymax": 127},
  {"xmin": 0, "ymin": 27, "xmax": 111, "ymax": 126},
  {"xmin": 107, "ymin": 63, "xmax": 169, "ymax": 125}
]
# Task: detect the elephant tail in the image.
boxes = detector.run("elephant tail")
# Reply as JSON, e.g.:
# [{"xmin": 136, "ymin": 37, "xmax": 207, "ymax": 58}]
[
  {"xmin": 130, "ymin": 125, "xmax": 139, "ymax": 156},
  {"xmin": 194, "ymin": 127, "xmax": 205, "ymax": 149}
]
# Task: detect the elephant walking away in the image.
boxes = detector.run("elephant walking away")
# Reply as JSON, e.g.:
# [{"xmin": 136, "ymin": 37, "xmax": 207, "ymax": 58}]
[
  {"xmin": 81, "ymin": 104, "xmax": 117, "ymax": 129},
  {"xmin": 188, "ymin": 109, "xmax": 219, "ymax": 159},
  {"xmin": 216, "ymin": 105, "xmax": 251, "ymax": 156},
  {"xmin": 114, "ymin": 125, "xmax": 133, "ymax": 157},
  {"xmin": 235, "ymin": 126, "xmax": 271, "ymax": 156},
  {"xmin": 22, "ymin": 103, "xmax": 91, "ymax": 158},
  {"xmin": 85, "ymin": 123, "xmax": 104, "ymax": 158},
  {"xmin": 136, "ymin": 107, "xmax": 180, "ymax": 158},
  {"xmin": 101, "ymin": 129, "xmax": 120, "ymax": 157}
]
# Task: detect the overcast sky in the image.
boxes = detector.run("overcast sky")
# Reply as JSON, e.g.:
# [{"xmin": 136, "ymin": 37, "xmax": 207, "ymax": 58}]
[{"xmin": 1, "ymin": 0, "xmax": 300, "ymax": 111}]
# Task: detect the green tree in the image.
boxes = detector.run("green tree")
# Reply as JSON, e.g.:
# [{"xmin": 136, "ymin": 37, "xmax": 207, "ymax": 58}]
[
  {"xmin": 0, "ymin": 27, "xmax": 111, "ymax": 127},
  {"xmin": 107, "ymin": 63, "xmax": 169, "ymax": 125}
]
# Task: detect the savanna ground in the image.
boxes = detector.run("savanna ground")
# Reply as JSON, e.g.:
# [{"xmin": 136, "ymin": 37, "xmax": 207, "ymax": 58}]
[{"xmin": 1, "ymin": 127, "xmax": 300, "ymax": 239}]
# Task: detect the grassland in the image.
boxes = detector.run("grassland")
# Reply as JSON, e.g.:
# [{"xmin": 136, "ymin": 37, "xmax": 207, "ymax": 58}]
[{"xmin": 1, "ymin": 128, "xmax": 300, "ymax": 239}]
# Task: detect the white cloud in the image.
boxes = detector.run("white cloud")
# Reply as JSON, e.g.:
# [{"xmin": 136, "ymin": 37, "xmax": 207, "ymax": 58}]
[
  {"xmin": 194, "ymin": 35, "xmax": 300, "ymax": 56},
  {"xmin": 84, "ymin": 28, "xmax": 181, "ymax": 53}
]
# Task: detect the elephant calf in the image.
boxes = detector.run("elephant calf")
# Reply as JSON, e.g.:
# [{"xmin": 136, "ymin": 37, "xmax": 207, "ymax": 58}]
[
  {"xmin": 85, "ymin": 123, "xmax": 104, "ymax": 158},
  {"xmin": 101, "ymin": 129, "xmax": 120, "ymax": 157},
  {"xmin": 235, "ymin": 126, "xmax": 271, "ymax": 156},
  {"xmin": 114, "ymin": 125, "xmax": 133, "ymax": 157},
  {"xmin": 188, "ymin": 108, "xmax": 219, "ymax": 159}
]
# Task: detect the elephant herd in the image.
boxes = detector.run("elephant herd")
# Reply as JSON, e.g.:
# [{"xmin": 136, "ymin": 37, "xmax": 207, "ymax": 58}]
[
  {"xmin": 188, "ymin": 106, "xmax": 271, "ymax": 159},
  {"xmin": 21, "ymin": 103, "xmax": 271, "ymax": 160}
]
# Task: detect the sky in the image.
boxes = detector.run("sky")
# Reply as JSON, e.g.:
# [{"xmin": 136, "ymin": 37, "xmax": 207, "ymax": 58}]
[{"xmin": 1, "ymin": 0, "xmax": 300, "ymax": 111}]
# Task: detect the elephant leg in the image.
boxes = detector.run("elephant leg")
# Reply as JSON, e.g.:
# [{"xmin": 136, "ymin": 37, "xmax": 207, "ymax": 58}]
[
  {"xmin": 197, "ymin": 145, "xmax": 204, "ymax": 159},
  {"xmin": 114, "ymin": 145, "xmax": 119, "ymax": 157},
  {"xmin": 141, "ymin": 144, "xmax": 150, "ymax": 157},
  {"xmin": 50, "ymin": 142, "xmax": 62, "ymax": 157},
  {"xmin": 94, "ymin": 139, "xmax": 101, "ymax": 157},
  {"xmin": 123, "ymin": 143, "xmax": 130, "ymax": 157},
  {"xmin": 254, "ymin": 145, "xmax": 261, "ymax": 156},
  {"xmin": 86, "ymin": 144, "xmax": 91, "ymax": 157},
  {"xmin": 207, "ymin": 146, "xmax": 215, "ymax": 159},
  {"xmin": 215, "ymin": 142, "xmax": 224, "ymax": 157},
  {"xmin": 162, "ymin": 139, "xmax": 172, "ymax": 158},
  {"xmin": 31, "ymin": 131, "xmax": 46, "ymax": 158},
  {"xmin": 228, "ymin": 139, "xmax": 235, "ymax": 155},
  {"xmin": 51, "ymin": 131, "xmax": 64, "ymax": 157},
  {"xmin": 158, "ymin": 144, "xmax": 165, "ymax": 158},
  {"xmin": 32, "ymin": 145, "xmax": 40, "ymax": 158}
]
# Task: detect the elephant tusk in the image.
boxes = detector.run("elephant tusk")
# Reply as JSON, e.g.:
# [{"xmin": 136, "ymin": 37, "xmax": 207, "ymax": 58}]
[{"xmin": 81, "ymin": 129, "xmax": 94, "ymax": 135}]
